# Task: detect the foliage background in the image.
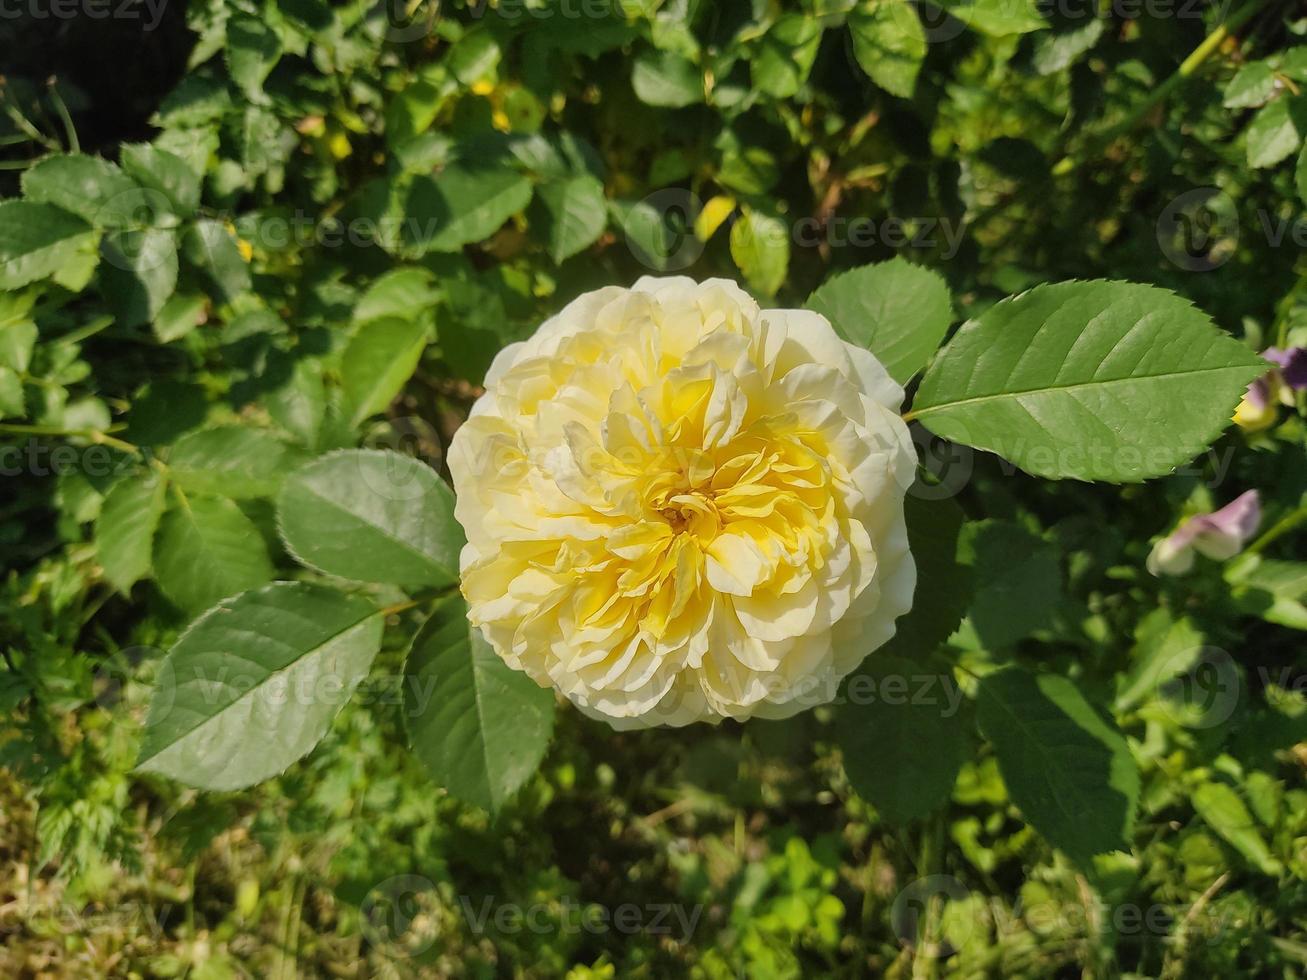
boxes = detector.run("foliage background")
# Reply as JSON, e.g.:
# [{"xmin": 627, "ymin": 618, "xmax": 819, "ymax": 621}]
[{"xmin": 1, "ymin": 0, "xmax": 1306, "ymax": 976}]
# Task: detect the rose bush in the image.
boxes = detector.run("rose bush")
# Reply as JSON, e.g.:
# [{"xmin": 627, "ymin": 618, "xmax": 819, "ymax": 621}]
[
  {"xmin": 450, "ymin": 277, "xmax": 916, "ymax": 726},
  {"xmin": 6, "ymin": 2, "xmax": 1307, "ymax": 975}
]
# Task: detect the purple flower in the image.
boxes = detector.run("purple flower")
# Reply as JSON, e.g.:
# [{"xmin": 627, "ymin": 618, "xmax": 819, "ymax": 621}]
[
  {"xmin": 1264, "ymin": 346, "xmax": 1307, "ymax": 390},
  {"xmin": 1147, "ymin": 490, "xmax": 1261, "ymax": 576},
  {"xmin": 1239, "ymin": 347, "xmax": 1307, "ymax": 417}
]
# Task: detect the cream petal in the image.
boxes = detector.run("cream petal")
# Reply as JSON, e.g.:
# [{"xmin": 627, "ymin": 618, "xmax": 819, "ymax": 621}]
[
  {"xmin": 451, "ymin": 278, "xmax": 917, "ymax": 729},
  {"xmin": 705, "ymin": 532, "xmax": 771, "ymax": 597},
  {"xmin": 732, "ymin": 576, "xmax": 820, "ymax": 643}
]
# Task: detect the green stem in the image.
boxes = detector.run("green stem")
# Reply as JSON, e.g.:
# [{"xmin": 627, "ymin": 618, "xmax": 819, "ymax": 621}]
[
  {"xmin": 0, "ymin": 423, "xmax": 140, "ymax": 456},
  {"xmin": 379, "ymin": 598, "xmax": 422, "ymax": 617},
  {"xmin": 46, "ymin": 78, "xmax": 78, "ymax": 153},
  {"xmin": 1244, "ymin": 503, "xmax": 1307, "ymax": 557},
  {"xmin": 1050, "ymin": 0, "xmax": 1269, "ymax": 176},
  {"xmin": 0, "ymin": 96, "xmax": 56, "ymax": 151},
  {"xmin": 911, "ymin": 814, "xmax": 948, "ymax": 980},
  {"xmin": 54, "ymin": 314, "xmax": 115, "ymax": 347},
  {"xmin": 1271, "ymin": 260, "xmax": 1307, "ymax": 348}
]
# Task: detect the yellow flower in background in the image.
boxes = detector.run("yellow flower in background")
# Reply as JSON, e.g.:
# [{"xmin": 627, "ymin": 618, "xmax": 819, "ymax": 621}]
[
  {"xmin": 1233, "ymin": 390, "xmax": 1278, "ymax": 432},
  {"xmin": 1233, "ymin": 346, "xmax": 1307, "ymax": 432},
  {"xmin": 449, "ymin": 278, "xmax": 916, "ymax": 727}
]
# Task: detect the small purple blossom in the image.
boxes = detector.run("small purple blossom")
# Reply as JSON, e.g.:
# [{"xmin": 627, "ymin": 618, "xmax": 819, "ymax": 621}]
[
  {"xmin": 1243, "ymin": 346, "xmax": 1307, "ymax": 412},
  {"xmin": 1147, "ymin": 490, "xmax": 1262, "ymax": 577}
]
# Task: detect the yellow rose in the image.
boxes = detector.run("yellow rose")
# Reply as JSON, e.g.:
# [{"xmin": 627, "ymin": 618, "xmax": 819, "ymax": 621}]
[{"xmin": 448, "ymin": 277, "xmax": 916, "ymax": 727}]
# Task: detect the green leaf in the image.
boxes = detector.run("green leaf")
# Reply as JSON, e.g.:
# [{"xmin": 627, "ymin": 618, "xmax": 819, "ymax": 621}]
[
  {"xmin": 405, "ymin": 595, "xmax": 556, "ymax": 814},
  {"xmin": 339, "ymin": 316, "xmax": 430, "ymax": 426},
  {"xmin": 0, "ymin": 366, "xmax": 22, "ymax": 418},
  {"xmin": 167, "ymin": 426, "xmax": 305, "ymax": 499},
  {"xmin": 100, "ymin": 228, "xmax": 179, "ymax": 327},
  {"xmin": 120, "ymin": 143, "xmax": 202, "ymax": 215},
  {"xmin": 266, "ymin": 358, "xmax": 327, "ymax": 448},
  {"xmin": 834, "ymin": 496, "xmax": 970, "ymax": 823},
  {"xmin": 96, "ymin": 474, "xmax": 167, "ymax": 593},
  {"xmin": 1192, "ymin": 782, "xmax": 1284, "ymax": 876},
  {"xmin": 911, "ymin": 280, "xmax": 1267, "ymax": 482},
  {"xmin": 1281, "ymin": 47, "xmax": 1307, "ymax": 83},
  {"xmin": 0, "ymin": 670, "xmax": 27, "ymax": 715},
  {"xmin": 631, "ymin": 49, "xmax": 702, "ymax": 107},
  {"xmin": 183, "ymin": 220, "xmax": 251, "ymax": 302},
  {"xmin": 447, "ymin": 29, "xmax": 501, "ymax": 84},
  {"xmin": 0, "ymin": 201, "xmax": 100, "ymax": 291},
  {"xmin": 849, "ymin": 0, "xmax": 926, "ymax": 99},
  {"xmin": 534, "ymin": 174, "xmax": 607, "ymax": 263},
  {"xmin": 752, "ymin": 14, "xmax": 823, "ymax": 99},
  {"xmin": 613, "ymin": 197, "xmax": 689, "ymax": 273},
  {"xmin": 806, "ymin": 257, "xmax": 953, "ymax": 384},
  {"xmin": 152, "ymin": 75, "xmax": 231, "ymax": 130},
  {"xmin": 403, "ymin": 165, "xmax": 533, "ymax": 254},
  {"xmin": 1223, "ymin": 61, "xmax": 1276, "ymax": 109},
  {"xmin": 226, "ymin": 16, "xmax": 282, "ymax": 101},
  {"xmin": 277, "ymin": 450, "xmax": 462, "ymax": 587},
  {"xmin": 0, "ymin": 292, "xmax": 38, "ymax": 372},
  {"xmin": 21, "ymin": 154, "xmax": 151, "ymax": 228},
  {"xmin": 136, "ymin": 582, "xmax": 383, "ymax": 791},
  {"xmin": 154, "ymin": 494, "xmax": 275, "ymax": 613},
  {"xmin": 354, "ymin": 267, "xmax": 438, "ymax": 324},
  {"xmin": 1228, "ymin": 558, "xmax": 1307, "ymax": 630},
  {"xmin": 1297, "ymin": 143, "xmax": 1307, "ymax": 208},
  {"xmin": 1114, "ymin": 608, "xmax": 1206, "ymax": 711},
  {"xmin": 154, "ymin": 292, "xmax": 207, "ymax": 343},
  {"xmin": 882, "ymin": 494, "xmax": 972, "ymax": 658},
  {"xmin": 1246, "ymin": 96, "xmax": 1307, "ymax": 169},
  {"xmin": 1030, "ymin": 17, "xmax": 1104, "ymax": 75},
  {"xmin": 729, "ymin": 207, "xmax": 789, "ymax": 296},
  {"xmin": 835, "ymin": 654, "xmax": 969, "ymax": 824},
  {"xmin": 717, "ymin": 144, "xmax": 779, "ymax": 197},
  {"xmin": 936, "ymin": 0, "xmax": 1046, "ymax": 36},
  {"xmin": 958, "ymin": 521, "xmax": 1061, "ymax": 649},
  {"xmin": 977, "ymin": 668, "xmax": 1140, "ymax": 865}
]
